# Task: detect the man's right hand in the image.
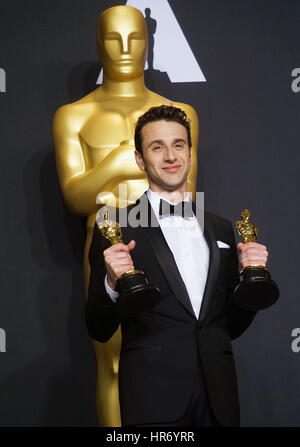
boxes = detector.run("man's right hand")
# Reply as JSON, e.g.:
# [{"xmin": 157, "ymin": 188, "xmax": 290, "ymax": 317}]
[{"xmin": 104, "ymin": 240, "xmax": 136, "ymax": 291}]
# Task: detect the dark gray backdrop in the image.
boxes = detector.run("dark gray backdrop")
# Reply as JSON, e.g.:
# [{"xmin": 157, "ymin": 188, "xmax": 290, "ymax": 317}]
[{"xmin": 0, "ymin": 0, "xmax": 299, "ymax": 426}]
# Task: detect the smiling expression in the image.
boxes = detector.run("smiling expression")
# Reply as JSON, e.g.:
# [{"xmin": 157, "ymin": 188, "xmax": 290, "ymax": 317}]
[{"xmin": 134, "ymin": 120, "xmax": 192, "ymax": 194}]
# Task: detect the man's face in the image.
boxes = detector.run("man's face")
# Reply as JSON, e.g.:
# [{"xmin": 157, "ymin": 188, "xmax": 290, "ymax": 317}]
[
  {"xmin": 135, "ymin": 120, "xmax": 192, "ymax": 193},
  {"xmin": 97, "ymin": 7, "xmax": 147, "ymax": 81}
]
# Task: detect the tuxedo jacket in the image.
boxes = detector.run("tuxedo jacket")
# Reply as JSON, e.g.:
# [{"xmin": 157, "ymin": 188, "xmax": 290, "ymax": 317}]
[{"xmin": 85, "ymin": 193, "xmax": 257, "ymax": 426}]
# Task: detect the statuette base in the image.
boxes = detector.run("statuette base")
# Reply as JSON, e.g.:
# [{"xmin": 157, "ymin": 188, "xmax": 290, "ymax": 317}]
[
  {"xmin": 234, "ymin": 267, "xmax": 279, "ymax": 311},
  {"xmin": 116, "ymin": 272, "xmax": 161, "ymax": 318}
]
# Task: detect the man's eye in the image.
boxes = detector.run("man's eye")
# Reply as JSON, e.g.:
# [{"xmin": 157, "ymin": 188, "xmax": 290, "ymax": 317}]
[
  {"xmin": 175, "ymin": 144, "xmax": 183, "ymax": 149},
  {"xmin": 153, "ymin": 146, "xmax": 161, "ymax": 151}
]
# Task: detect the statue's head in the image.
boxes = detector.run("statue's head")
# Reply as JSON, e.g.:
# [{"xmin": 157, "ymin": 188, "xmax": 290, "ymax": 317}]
[
  {"xmin": 241, "ymin": 209, "xmax": 250, "ymax": 222},
  {"xmin": 97, "ymin": 5, "xmax": 148, "ymax": 81}
]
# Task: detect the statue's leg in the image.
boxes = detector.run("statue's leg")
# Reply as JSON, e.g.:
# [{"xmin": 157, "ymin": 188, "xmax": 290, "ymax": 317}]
[
  {"xmin": 94, "ymin": 333, "xmax": 121, "ymax": 427},
  {"xmin": 84, "ymin": 229, "xmax": 122, "ymax": 427}
]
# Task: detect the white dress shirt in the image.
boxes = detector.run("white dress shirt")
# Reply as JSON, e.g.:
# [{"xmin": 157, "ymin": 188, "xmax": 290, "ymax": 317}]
[{"xmin": 105, "ymin": 188, "xmax": 210, "ymax": 319}]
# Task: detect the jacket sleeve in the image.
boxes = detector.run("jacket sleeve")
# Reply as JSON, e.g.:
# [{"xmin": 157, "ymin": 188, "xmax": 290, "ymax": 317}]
[
  {"xmin": 85, "ymin": 223, "xmax": 121, "ymax": 342},
  {"xmin": 226, "ymin": 221, "xmax": 257, "ymax": 340}
]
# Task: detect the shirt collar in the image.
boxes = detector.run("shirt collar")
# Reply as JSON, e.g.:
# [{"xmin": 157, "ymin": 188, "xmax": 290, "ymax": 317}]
[{"xmin": 146, "ymin": 188, "xmax": 192, "ymax": 219}]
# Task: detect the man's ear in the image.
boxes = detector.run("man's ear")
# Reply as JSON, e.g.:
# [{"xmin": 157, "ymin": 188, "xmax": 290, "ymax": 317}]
[
  {"xmin": 134, "ymin": 150, "xmax": 146, "ymax": 171},
  {"xmin": 189, "ymin": 148, "xmax": 193, "ymax": 166}
]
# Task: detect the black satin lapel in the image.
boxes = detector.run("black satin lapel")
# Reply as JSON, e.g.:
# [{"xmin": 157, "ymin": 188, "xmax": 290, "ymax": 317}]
[
  {"xmin": 194, "ymin": 208, "xmax": 220, "ymax": 324},
  {"xmin": 143, "ymin": 200, "xmax": 196, "ymax": 319}
]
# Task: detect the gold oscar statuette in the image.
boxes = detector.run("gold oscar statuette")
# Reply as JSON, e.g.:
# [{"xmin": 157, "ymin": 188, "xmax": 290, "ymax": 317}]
[
  {"xmin": 234, "ymin": 209, "xmax": 279, "ymax": 311},
  {"xmin": 97, "ymin": 209, "xmax": 161, "ymax": 317}
]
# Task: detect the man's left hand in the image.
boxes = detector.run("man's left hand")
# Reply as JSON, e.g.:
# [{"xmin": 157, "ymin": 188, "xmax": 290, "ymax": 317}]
[{"xmin": 237, "ymin": 242, "xmax": 268, "ymax": 269}]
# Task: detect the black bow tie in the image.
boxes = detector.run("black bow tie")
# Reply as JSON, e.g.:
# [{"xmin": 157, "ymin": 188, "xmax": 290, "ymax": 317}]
[{"xmin": 159, "ymin": 198, "xmax": 193, "ymax": 219}]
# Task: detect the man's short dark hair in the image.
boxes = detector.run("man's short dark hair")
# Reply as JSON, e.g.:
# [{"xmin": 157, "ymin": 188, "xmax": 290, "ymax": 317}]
[{"xmin": 134, "ymin": 105, "xmax": 192, "ymax": 155}]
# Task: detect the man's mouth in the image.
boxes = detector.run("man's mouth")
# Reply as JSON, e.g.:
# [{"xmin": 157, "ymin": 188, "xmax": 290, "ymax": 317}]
[{"xmin": 162, "ymin": 165, "xmax": 181, "ymax": 172}]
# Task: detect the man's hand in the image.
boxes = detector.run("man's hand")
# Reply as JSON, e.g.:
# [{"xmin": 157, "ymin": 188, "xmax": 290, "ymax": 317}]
[
  {"xmin": 237, "ymin": 242, "xmax": 268, "ymax": 269},
  {"xmin": 104, "ymin": 240, "xmax": 136, "ymax": 290}
]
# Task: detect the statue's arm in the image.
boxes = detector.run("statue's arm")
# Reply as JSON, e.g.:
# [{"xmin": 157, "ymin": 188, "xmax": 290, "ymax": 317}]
[
  {"xmin": 53, "ymin": 105, "xmax": 111, "ymax": 215},
  {"xmin": 53, "ymin": 105, "xmax": 142, "ymax": 215}
]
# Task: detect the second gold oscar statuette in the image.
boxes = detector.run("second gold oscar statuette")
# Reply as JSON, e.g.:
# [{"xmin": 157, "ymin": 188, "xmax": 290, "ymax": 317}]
[{"xmin": 234, "ymin": 209, "xmax": 279, "ymax": 311}]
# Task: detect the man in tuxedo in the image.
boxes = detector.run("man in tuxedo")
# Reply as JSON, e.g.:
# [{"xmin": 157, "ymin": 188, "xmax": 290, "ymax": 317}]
[{"xmin": 85, "ymin": 105, "xmax": 268, "ymax": 427}]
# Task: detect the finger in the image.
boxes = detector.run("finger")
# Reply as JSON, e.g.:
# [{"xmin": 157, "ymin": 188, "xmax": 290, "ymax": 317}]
[
  {"xmin": 245, "ymin": 241, "xmax": 267, "ymax": 250},
  {"xmin": 240, "ymin": 251, "xmax": 268, "ymax": 260},
  {"xmin": 246, "ymin": 242, "xmax": 267, "ymax": 250},
  {"xmin": 241, "ymin": 247, "xmax": 268, "ymax": 256},
  {"xmin": 105, "ymin": 256, "xmax": 134, "ymax": 270},
  {"xmin": 127, "ymin": 240, "xmax": 136, "ymax": 251},
  {"xmin": 108, "ymin": 259, "xmax": 134, "ymax": 270},
  {"xmin": 239, "ymin": 242, "xmax": 267, "ymax": 251},
  {"xmin": 103, "ymin": 246, "xmax": 130, "ymax": 262},
  {"xmin": 103, "ymin": 243, "xmax": 131, "ymax": 257},
  {"xmin": 239, "ymin": 249, "xmax": 268, "ymax": 259},
  {"xmin": 105, "ymin": 252, "xmax": 133, "ymax": 262}
]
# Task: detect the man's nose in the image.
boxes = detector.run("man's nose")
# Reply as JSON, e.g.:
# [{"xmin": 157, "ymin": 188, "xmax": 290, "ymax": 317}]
[{"xmin": 164, "ymin": 147, "xmax": 177, "ymax": 162}]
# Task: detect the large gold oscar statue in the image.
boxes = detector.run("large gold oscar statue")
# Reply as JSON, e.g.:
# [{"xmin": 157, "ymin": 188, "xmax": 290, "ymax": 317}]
[{"xmin": 53, "ymin": 5, "xmax": 199, "ymax": 426}]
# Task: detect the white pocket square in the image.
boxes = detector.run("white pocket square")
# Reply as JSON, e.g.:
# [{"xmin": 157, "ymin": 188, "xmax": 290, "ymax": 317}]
[{"xmin": 217, "ymin": 240, "xmax": 230, "ymax": 249}]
